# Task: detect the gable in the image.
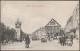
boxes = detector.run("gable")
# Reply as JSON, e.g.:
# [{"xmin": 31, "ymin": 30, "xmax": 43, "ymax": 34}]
[{"xmin": 46, "ymin": 18, "xmax": 61, "ymax": 27}]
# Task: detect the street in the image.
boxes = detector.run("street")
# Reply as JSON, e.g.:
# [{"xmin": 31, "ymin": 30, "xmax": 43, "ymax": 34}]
[{"xmin": 1, "ymin": 39, "xmax": 79, "ymax": 50}]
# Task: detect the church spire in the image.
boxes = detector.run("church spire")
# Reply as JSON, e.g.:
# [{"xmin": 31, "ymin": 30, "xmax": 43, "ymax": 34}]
[
  {"xmin": 15, "ymin": 17, "xmax": 21, "ymax": 26},
  {"xmin": 17, "ymin": 17, "xmax": 19, "ymax": 21}
]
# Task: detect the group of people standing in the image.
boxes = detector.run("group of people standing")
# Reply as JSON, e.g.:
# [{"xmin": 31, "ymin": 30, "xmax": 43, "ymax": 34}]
[
  {"xmin": 59, "ymin": 36, "xmax": 66, "ymax": 46},
  {"xmin": 59, "ymin": 35, "xmax": 73, "ymax": 46}
]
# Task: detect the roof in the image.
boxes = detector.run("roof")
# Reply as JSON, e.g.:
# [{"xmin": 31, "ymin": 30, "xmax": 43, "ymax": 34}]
[
  {"xmin": 45, "ymin": 18, "xmax": 61, "ymax": 27},
  {"xmin": 15, "ymin": 18, "xmax": 21, "ymax": 25}
]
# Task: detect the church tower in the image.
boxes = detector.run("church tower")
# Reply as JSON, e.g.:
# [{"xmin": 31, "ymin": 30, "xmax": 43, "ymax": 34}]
[{"xmin": 15, "ymin": 18, "xmax": 22, "ymax": 40}]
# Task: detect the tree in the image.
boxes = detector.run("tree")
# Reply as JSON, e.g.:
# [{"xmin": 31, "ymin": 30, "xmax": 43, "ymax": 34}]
[{"xmin": 0, "ymin": 22, "xmax": 16, "ymax": 44}]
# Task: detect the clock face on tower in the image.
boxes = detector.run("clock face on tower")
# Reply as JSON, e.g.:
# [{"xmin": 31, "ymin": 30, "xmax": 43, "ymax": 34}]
[
  {"xmin": 17, "ymin": 24, "xmax": 19, "ymax": 27},
  {"xmin": 16, "ymin": 24, "xmax": 20, "ymax": 28}
]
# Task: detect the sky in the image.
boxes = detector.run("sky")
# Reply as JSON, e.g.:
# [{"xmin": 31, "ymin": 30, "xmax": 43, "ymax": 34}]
[{"xmin": 1, "ymin": 1, "xmax": 78, "ymax": 34}]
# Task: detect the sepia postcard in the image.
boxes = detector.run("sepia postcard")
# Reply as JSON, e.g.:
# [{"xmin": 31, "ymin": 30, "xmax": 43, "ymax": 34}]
[{"xmin": 0, "ymin": 0, "xmax": 79, "ymax": 51}]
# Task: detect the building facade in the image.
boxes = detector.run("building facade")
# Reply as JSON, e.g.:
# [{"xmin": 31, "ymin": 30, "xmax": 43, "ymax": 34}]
[
  {"xmin": 45, "ymin": 18, "xmax": 61, "ymax": 40},
  {"xmin": 72, "ymin": 3, "xmax": 79, "ymax": 39},
  {"xmin": 64, "ymin": 3, "xmax": 79, "ymax": 39},
  {"xmin": 64, "ymin": 16, "xmax": 73, "ymax": 33},
  {"xmin": 32, "ymin": 27, "xmax": 46, "ymax": 40}
]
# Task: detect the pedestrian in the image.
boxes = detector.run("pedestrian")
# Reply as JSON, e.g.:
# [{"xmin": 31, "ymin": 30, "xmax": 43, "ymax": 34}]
[
  {"xmin": 71, "ymin": 35, "xmax": 73, "ymax": 44},
  {"xmin": 59, "ymin": 37, "xmax": 61, "ymax": 45},
  {"xmin": 62, "ymin": 36, "xmax": 66, "ymax": 46},
  {"xmin": 60, "ymin": 37, "xmax": 63, "ymax": 45},
  {"xmin": 25, "ymin": 35, "xmax": 30, "ymax": 48}
]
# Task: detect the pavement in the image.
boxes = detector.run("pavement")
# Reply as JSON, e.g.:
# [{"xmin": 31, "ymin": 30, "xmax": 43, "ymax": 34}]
[{"xmin": 1, "ymin": 39, "xmax": 79, "ymax": 50}]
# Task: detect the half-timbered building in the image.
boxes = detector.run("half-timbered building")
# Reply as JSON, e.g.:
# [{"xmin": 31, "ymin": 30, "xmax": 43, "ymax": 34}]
[{"xmin": 45, "ymin": 18, "xmax": 61, "ymax": 39}]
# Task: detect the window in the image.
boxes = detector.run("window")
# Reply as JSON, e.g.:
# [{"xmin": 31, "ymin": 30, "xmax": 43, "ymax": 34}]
[{"xmin": 54, "ymin": 26, "xmax": 59, "ymax": 33}]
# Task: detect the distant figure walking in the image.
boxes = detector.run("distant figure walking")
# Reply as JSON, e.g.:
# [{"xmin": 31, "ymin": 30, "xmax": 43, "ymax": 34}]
[
  {"xmin": 62, "ymin": 36, "xmax": 66, "ymax": 46},
  {"xmin": 59, "ymin": 37, "xmax": 62, "ymax": 45},
  {"xmin": 25, "ymin": 35, "xmax": 30, "ymax": 48}
]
